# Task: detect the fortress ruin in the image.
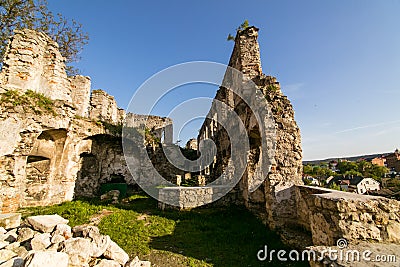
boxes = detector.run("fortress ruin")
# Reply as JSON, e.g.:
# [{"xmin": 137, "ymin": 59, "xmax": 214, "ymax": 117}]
[{"xmin": 0, "ymin": 27, "xmax": 399, "ymax": 264}]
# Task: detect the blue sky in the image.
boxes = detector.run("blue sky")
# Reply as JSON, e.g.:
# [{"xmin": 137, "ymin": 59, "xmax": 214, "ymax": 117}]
[{"xmin": 49, "ymin": 0, "xmax": 400, "ymax": 160}]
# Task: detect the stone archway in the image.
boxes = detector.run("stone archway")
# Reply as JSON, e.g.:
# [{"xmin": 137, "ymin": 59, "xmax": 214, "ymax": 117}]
[
  {"xmin": 74, "ymin": 134, "xmax": 133, "ymax": 198},
  {"xmin": 75, "ymin": 152, "xmax": 100, "ymax": 197}
]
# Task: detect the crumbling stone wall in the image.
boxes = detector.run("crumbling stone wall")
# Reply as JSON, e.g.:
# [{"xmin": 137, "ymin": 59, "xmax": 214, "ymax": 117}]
[
  {"xmin": 89, "ymin": 90, "xmax": 122, "ymax": 124},
  {"xmin": 0, "ymin": 29, "xmax": 94, "ymax": 118},
  {"xmin": 0, "ymin": 29, "xmax": 71, "ymax": 101},
  {"xmin": 74, "ymin": 134, "xmax": 133, "ymax": 197},
  {"xmin": 197, "ymin": 26, "xmax": 400, "ymax": 250},
  {"xmin": 70, "ymin": 75, "xmax": 91, "ymax": 117},
  {"xmin": 296, "ymin": 186, "xmax": 400, "ymax": 245},
  {"xmin": 125, "ymin": 114, "xmax": 173, "ymax": 144},
  {"xmin": 0, "ymin": 29, "xmax": 154, "ymax": 212},
  {"xmin": 198, "ymin": 26, "xmax": 303, "ymax": 229}
]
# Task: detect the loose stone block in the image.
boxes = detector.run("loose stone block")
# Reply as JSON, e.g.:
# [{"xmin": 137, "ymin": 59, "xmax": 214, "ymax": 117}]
[
  {"xmin": 93, "ymin": 259, "xmax": 121, "ymax": 267},
  {"xmin": 0, "ymin": 249, "xmax": 17, "ymax": 263},
  {"xmin": 0, "ymin": 214, "xmax": 21, "ymax": 229},
  {"xmin": 27, "ymin": 215, "xmax": 68, "ymax": 233},
  {"xmin": 24, "ymin": 251, "xmax": 69, "ymax": 267},
  {"xmin": 30, "ymin": 233, "xmax": 51, "ymax": 251},
  {"xmin": 103, "ymin": 240, "xmax": 129, "ymax": 266},
  {"xmin": 61, "ymin": 237, "xmax": 92, "ymax": 266}
]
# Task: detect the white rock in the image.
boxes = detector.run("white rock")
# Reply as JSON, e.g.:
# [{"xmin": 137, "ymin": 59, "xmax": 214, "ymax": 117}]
[
  {"xmin": 50, "ymin": 234, "xmax": 65, "ymax": 244},
  {"xmin": 12, "ymin": 246, "xmax": 28, "ymax": 258},
  {"xmin": 0, "ymin": 214, "xmax": 21, "ymax": 229},
  {"xmin": 61, "ymin": 237, "xmax": 92, "ymax": 267},
  {"xmin": 5, "ymin": 241, "xmax": 20, "ymax": 250},
  {"xmin": 0, "ymin": 241, "xmax": 10, "ymax": 249},
  {"xmin": 46, "ymin": 243, "xmax": 59, "ymax": 251},
  {"xmin": 93, "ymin": 259, "xmax": 121, "ymax": 267},
  {"xmin": 52, "ymin": 224, "xmax": 72, "ymax": 239},
  {"xmin": 0, "ymin": 249, "xmax": 17, "ymax": 263},
  {"xmin": 103, "ymin": 240, "xmax": 129, "ymax": 266},
  {"xmin": 72, "ymin": 225, "xmax": 99, "ymax": 239},
  {"xmin": 24, "ymin": 251, "xmax": 68, "ymax": 267},
  {"xmin": 27, "ymin": 215, "xmax": 68, "ymax": 233},
  {"xmin": 0, "ymin": 257, "xmax": 24, "ymax": 267},
  {"xmin": 0, "ymin": 228, "xmax": 7, "ymax": 235},
  {"xmin": 91, "ymin": 234, "xmax": 111, "ymax": 257},
  {"xmin": 17, "ymin": 227, "xmax": 35, "ymax": 243},
  {"xmin": 30, "ymin": 233, "xmax": 51, "ymax": 251},
  {"xmin": 126, "ymin": 256, "xmax": 151, "ymax": 267}
]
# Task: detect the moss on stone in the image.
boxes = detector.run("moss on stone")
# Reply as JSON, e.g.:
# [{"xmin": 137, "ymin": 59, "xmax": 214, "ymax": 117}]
[{"xmin": 0, "ymin": 89, "xmax": 56, "ymax": 115}]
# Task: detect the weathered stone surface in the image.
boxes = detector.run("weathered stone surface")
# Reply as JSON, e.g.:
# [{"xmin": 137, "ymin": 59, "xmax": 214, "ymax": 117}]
[
  {"xmin": 0, "ymin": 214, "xmax": 21, "ymax": 229},
  {"xmin": 296, "ymin": 186, "xmax": 400, "ymax": 246},
  {"xmin": 72, "ymin": 225, "xmax": 100, "ymax": 239},
  {"xmin": 50, "ymin": 234, "xmax": 65, "ymax": 244},
  {"xmin": 27, "ymin": 215, "xmax": 68, "ymax": 233},
  {"xmin": 103, "ymin": 240, "xmax": 129, "ymax": 266},
  {"xmin": 0, "ymin": 29, "xmax": 72, "ymax": 102},
  {"xmin": 91, "ymin": 235, "xmax": 111, "ymax": 258},
  {"xmin": 5, "ymin": 241, "xmax": 19, "ymax": 251},
  {"xmin": 61, "ymin": 237, "xmax": 92, "ymax": 267},
  {"xmin": 70, "ymin": 75, "xmax": 91, "ymax": 117},
  {"xmin": 127, "ymin": 256, "xmax": 151, "ymax": 267},
  {"xmin": 16, "ymin": 227, "xmax": 35, "ymax": 243},
  {"xmin": 30, "ymin": 233, "xmax": 51, "ymax": 251},
  {"xmin": 12, "ymin": 246, "xmax": 28, "ymax": 258},
  {"xmin": 0, "ymin": 257, "xmax": 24, "ymax": 267},
  {"xmin": 24, "ymin": 251, "xmax": 68, "ymax": 267},
  {"xmin": 308, "ymin": 241, "xmax": 400, "ymax": 267},
  {"xmin": 93, "ymin": 259, "xmax": 121, "ymax": 267},
  {"xmin": 0, "ymin": 241, "xmax": 9, "ymax": 250},
  {"xmin": 0, "ymin": 249, "xmax": 17, "ymax": 263},
  {"xmin": 89, "ymin": 90, "xmax": 120, "ymax": 124},
  {"xmin": 52, "ymin": 224, "xmax": 72, "ymax": 240},
  {"xmin": 386, "ymin": 222, "xmax": 400, "ymax": 242},
  {"xmin": 197, "ymin": 26, "xmax": 302, "ymax": 229},
  {"xmin": 71, "ymin": 225, "xmax": 110, "ymax": 257}
]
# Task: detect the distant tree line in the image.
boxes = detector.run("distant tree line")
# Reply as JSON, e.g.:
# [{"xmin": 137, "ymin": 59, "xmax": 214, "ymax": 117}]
[{"xmin": 303, "ymin": 160, "xmax": 389, "ymax": 181}]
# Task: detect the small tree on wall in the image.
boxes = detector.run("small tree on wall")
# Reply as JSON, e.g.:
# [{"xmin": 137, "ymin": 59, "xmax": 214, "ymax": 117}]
[{"xmin": 227, "ymin": 19, "xmax": 250, "ymax": 41}]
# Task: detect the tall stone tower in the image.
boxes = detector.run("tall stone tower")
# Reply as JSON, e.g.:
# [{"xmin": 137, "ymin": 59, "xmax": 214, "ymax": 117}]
[{"xmin": 198, "ymin": 26, "xmax": 303, "ymax": 229}]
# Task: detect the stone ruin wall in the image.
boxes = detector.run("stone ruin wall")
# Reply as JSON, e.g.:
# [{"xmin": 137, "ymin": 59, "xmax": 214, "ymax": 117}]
[
  {"xmin": 1, "ymin": 28, "xmax": 399, "ymax": 253},
  {"xmin": 0, "ymin": 29, "xmax": 172, "ymax": 211},
  {"xmin": 295, "ymin": 186, "xmax": 400, "ymax": 246},
  {"xmin": 198, "ymin": 26, "xmax": 303, "ymax": 229},
  {"xmin": 197, "ymin": 26, "xmax": 400, "ymax": 249}
]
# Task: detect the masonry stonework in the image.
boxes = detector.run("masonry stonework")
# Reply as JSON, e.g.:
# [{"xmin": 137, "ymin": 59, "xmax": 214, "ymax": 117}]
[
  {"xmin": 198, "ymin": 26, "xmax": 303, "ymax": 229},
  {"xmin": 0, "ymin": 29, "xmax": 170, "ymax": 211},
  {"xmin": 0, "ymin": 28, "xmax": 399, "ymax": 264}
]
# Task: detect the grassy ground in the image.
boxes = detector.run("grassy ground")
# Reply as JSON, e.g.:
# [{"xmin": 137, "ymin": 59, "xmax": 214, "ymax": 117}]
[{"xmin": 20, "ymin": 193, "xmax": 309, "ymax": 267}]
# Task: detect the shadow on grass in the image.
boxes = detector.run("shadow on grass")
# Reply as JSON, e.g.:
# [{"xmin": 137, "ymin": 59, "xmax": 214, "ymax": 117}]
[
  {"xmin": 117, "ymin": 195, "xmax": 310, "ymax": 267},
  {"xmin": 22, "ymin": 193, "xmax": 309, "ymax": 266}
]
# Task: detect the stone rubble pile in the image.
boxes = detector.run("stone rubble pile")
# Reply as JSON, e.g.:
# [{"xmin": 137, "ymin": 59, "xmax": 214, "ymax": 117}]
[{"xmin": 0, "ymin": 213, "xmax": 151, "ymax": 267}]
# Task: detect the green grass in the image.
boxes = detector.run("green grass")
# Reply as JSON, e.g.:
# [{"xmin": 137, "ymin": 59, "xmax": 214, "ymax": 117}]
[
  {"xmin": 20, "ymin": 193, "xmax": 309, "ymax": 267},
  {"xmin": 0, "ymin": 89, "xmax": 55, "ymax": 115}
]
